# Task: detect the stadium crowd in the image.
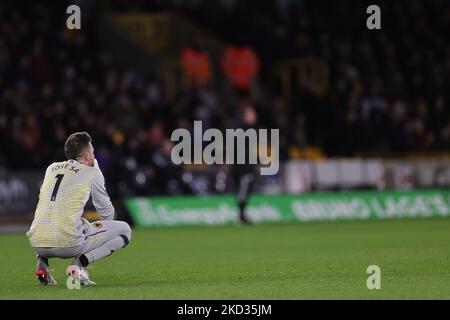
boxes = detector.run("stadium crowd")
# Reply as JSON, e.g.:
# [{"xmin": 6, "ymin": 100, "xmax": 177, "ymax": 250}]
[{"xmin": 0, "ymin": 0, "xmax": 449, "ymax": 197}]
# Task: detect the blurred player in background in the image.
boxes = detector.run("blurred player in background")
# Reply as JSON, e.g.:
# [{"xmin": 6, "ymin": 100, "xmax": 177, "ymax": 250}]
[
  {"xmin": 26, "ymin": 132, "xmax": 132, "ymax": 285},
  {"xmin": 231, "ymin": 94, "xmax": 259, "ymax": 224}
]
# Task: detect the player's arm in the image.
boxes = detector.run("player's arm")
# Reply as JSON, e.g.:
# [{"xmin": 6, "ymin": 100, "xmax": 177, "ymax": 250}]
[{"xmin": 91, "ymin": 161, "xmax": 115, "ymax": 220}]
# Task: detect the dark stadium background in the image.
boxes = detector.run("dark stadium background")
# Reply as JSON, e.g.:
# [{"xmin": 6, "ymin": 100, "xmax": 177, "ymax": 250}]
[
  {"xmin": 1, "ymin": 0, "xmax": 450, "ymax": 301},
  {"xmin": 0, "ymin": 0, "xmax": 449, "ymax": 226}
]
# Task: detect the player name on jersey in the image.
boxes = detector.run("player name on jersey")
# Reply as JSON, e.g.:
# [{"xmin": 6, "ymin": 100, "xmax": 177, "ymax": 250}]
[{"xmin": 51, "ymin": 161, "xmax": 80, "ymax": 174}]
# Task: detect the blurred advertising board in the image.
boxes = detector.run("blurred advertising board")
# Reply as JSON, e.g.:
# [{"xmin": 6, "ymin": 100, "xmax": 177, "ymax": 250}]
[
  {"xmin": 124, "ymin": 189, "xmax": 450, "ymax": 228},
  {"xmin": 124, "ymin": 195, "xmax": 237, "ymax": 227},
  {"xmin": 0, "ymin": 172, "xmax": 42, "ymax": 214}
]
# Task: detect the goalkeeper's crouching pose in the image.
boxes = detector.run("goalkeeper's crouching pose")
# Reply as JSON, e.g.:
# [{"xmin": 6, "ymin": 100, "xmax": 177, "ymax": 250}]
[{"xmin": 26, "ymin": 132, "xmax": 132, "ymax": 285}]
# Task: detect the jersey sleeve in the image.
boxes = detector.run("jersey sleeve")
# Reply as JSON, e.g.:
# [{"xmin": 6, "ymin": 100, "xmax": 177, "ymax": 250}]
[{"xmin": 91, "ymin": 166, "xmax": 115, "ymax": 220}]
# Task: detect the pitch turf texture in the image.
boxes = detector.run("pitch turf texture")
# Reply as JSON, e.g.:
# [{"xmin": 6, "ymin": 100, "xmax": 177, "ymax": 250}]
[{"xmin": 1, "ymin": 218, "xmax": 449, "ymax": 299}]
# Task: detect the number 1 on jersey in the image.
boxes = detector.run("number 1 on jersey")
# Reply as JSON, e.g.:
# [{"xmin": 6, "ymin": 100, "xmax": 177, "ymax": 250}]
[{"xmin": 51, "ymin": 174, "xmax": 64, "ymax": 201}]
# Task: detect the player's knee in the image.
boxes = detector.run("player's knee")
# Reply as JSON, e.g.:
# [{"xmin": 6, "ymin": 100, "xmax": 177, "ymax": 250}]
[{"xmin": 119, "ymin": 221, "xmax": 132, "ymax": 246}]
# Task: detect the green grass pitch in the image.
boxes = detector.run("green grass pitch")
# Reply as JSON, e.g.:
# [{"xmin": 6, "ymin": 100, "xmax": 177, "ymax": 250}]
[{"xmin": 1, "ymin": 218, "xmax": 449, "ymax": 299}]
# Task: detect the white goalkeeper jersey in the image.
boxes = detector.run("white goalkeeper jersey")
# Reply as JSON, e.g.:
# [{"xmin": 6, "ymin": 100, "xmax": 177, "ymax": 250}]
[{"xmin": 26, "ymin": 159, "xmax": 114, "ymax": 248}]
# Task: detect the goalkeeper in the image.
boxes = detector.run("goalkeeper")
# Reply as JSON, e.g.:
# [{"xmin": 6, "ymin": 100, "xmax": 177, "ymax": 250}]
[{"xmin": 26, "ymin": 132, "xmax": 132, "ymax": 285}]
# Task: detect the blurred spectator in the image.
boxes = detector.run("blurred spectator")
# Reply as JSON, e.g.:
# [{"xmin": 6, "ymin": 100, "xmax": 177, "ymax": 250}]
[
  {"xmin": 180, "ymin": 40, "xmax": 212, "ymax": 89},
  {"xmin": 221, "ymin": 42, "xmax": 260, "ymax": 95}
]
